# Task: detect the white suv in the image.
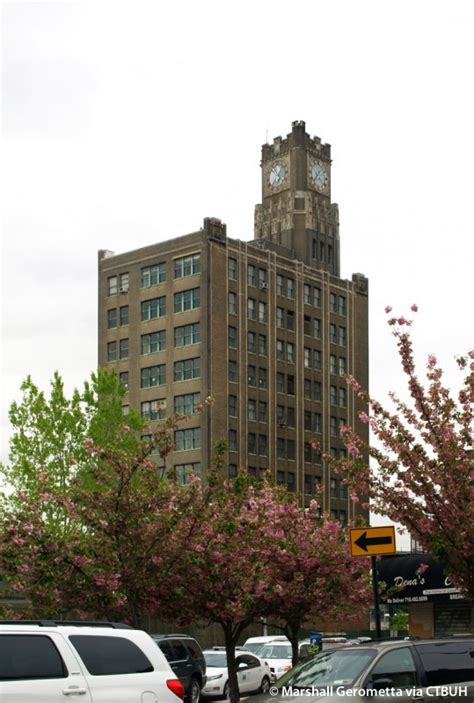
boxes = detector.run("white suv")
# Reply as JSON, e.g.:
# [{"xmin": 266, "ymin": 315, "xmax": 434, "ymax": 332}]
[{"xmin": 0, "ymin": 620, "xmax": 185, "ymax": 702}]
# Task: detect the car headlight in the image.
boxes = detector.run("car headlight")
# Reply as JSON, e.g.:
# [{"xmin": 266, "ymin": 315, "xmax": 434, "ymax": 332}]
[
  {"xmin": 207, "ymin": 674, "xmax": 223, "ymax": 681},
  {"xmin": 276, "ymin": 665, "xmax": 292, "ymax": 673}
]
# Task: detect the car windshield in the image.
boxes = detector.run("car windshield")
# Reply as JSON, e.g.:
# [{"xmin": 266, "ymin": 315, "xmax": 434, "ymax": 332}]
[
  {"xmin": 244, "ymin": 643, "xmax": 262, "ymax": 653},
  {"xmin": 256, "ymin": 644, "xmax": 292, "ymax": 659},
  {"xmin": 275, "ymin": 648, "xmax": 377, "ymax": 687},
  {"xmin": 204, "ymin": 652, "xmax": 227, "ymax": 668}
]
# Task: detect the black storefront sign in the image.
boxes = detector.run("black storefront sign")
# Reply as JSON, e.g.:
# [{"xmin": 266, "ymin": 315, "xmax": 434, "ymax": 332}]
[{"xmin": 377, "ymin": 553, "xmax": 464, "ymax": 604}]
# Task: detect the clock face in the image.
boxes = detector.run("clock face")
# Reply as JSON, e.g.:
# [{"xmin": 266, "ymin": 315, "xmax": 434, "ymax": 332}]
[
  {"xmin": 310, "ymin": 160, "xmax": 329, "ymax": 191},
  {"xmin": 268, "ymin": 161, "xmax": 287, "ymax": 189}
]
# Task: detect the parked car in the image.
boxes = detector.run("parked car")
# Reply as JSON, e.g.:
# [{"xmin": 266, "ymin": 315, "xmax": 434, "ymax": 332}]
[
  {"xmin": 152, "ymin": 633, "xmax": 207, "ymax": 703},
  {"xmin": 0, "ymin": 619, "xmax": 184, "ymax": 703},
  {"xmin": 243, "ymin": 635, "xmax": 288, "ymax": 653},
  {"xmin": 201, "ymin": 648, "xmax": 271, "ymax": 698},
  {"xmin": 251, "ymin": 637, "xmax": 474, "ymax": 703},
  {"xmin": 253, "ymin": 639, "xmax": 313, "ymax": 681}
]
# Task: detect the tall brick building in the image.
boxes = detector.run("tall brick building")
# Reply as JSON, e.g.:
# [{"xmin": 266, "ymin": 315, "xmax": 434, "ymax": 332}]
[{"xmin": 98, "ymin": 120, "xmax": 369, "ymax": 520}]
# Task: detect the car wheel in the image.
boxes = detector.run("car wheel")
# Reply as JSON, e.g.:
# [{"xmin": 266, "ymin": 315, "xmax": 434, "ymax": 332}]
[
  {"xmin": 188, "ymin": 677, "xmax": 201, "ymax": 703},
  {"xmin": 259, "ymin": 676, "xmax": 270, "ymax": 694},
  {"xmin": 223, "ymin": 681, "xmax": 229, "ymax": 699}
]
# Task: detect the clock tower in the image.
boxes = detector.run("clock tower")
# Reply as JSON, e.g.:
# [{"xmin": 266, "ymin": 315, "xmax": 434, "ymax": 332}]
[{"xmin": 254, "ymin": 120, "xmax": 340, "ymax": 276}]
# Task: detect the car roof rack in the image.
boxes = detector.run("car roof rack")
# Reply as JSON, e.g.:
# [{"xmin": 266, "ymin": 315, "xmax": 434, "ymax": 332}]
[
  {"xmin": 0, "ymin": 620, "xmax": 134, "ymax": 629},
  {"xmin": 151, "ymin": 633, "xmax": 192, "ymax": 638}
]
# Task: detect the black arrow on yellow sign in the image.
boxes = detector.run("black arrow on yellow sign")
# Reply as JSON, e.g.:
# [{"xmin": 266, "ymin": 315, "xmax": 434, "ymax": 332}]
[{"xmin": 354, "ymin": 531, "xmax": 393, "ymax": 552}]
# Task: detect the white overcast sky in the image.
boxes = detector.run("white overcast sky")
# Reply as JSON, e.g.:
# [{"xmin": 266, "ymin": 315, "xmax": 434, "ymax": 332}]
[{"xmin": 1, "ymin": 0, "xmax": 473, "ymax": 489}]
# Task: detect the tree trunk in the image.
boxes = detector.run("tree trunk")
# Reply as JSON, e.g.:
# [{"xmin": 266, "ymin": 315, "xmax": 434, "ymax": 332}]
[
  {"xmin": 223, "ymin": 623, "xmax": 240, "ymax": 703},
  {"xmin": 284, "ymin": 621, "xmax": 301, "ymax": 667}
]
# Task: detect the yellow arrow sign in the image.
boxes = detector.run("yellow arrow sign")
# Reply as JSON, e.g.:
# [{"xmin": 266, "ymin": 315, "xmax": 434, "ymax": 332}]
[{"xmin": 349, "ymin": 526, "xmax": 396, "ymax": 557}]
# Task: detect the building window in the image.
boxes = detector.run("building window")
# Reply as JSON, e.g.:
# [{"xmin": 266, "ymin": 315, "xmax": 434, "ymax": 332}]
[
  {"xmin": 248, "ymin": 432, "xmax": 257, "ymax": 454},
  {"xmin": 330, "ymin": 478, "xmax": 337, "ymax": 498},
  {"xmin": 287, "ymin": 342, "xmax": 295, "ymax": 364},
  {"xmin": 339, "ymin": 387, "xmax": 347, "ymax": 407},
  {"xmin": 339, "ymin": 357, "xmax": 346, "ymax": 376},
  {"xmin": 276, "ymin": 405, "xmax": 285, "ymax": 425},
  {"xmin": 258, "ymin": 268, "xmax": 267, "ymax": 288},
  {"xmin": 304, "ymin": 284, "xmax": 311, "ymax": 305},
  {"xmin": 338, "ymin": 417, "xmax": 346, "ymax": 433},
  {"xmin": 259, "ymin": 367, "xmax": 267, "ymax": 389},
  {"xmin": 313, "ymin": 318, "xmax": 321, "ymax": 340},
  {"xmin": 228, "ymin": 257, "xmax": 237, "ymax": 281},
  {"xmin": 248, "ymin": 298, "xmax": 256, "ymax": 320},
  {"xmin": 107, "ymin": 341, "xmax": 117, "ymax": 362},
  {"xmin": 248, "ymin": 331, "xmax": 256, "ymax": 353},
  {"xmin": 287, "ymin": 472, "xmax": 295, "ymax": 492},
  {"xmin": 107, "ymin": 275, "xmax": 118, "ymax": 296},
  {"xmin": 141, "ymin": 297, "xmax": 166, "ymax": 321},
  {"xmin": 175, "ymin": 288, "xmax": 200, "ymax": 313},
  {"xmin": 314, "ymin": 413, "xmax": 322, "ymax": 434},
  {"xmin": 314, "ymin": 287, "xmax": 321, "ymax": 307},
  {"xmin": 174, "ymin": 357, "xmax": 200, "ymax": 381},
  {"xmin": 228, "ymin": 359, "xmax": 237, "ymax": 382},
  {"xmin": 119, "ymin": 371, "xmax": 129, "ymax": 390},
  {"xmin": 258, "ymin": 334, "xmax": 267, "ymax": 355},
  {"xmin": 248, "ymin": 399, "xmax": 256, "ymax": 421},
  {"xmin": 175, "ymin": 393, "xmax": 200, "ymax": 416},
  {"xmin": 276, "ymin": 372, "xmax": 285, "ymax": 393},
  {"xmin": 174, "ymin": 323, "xmax": 200, "ymax": 347},
  {"xmin": 276, "ymin": 307, "xmax": 284, "ymax": 328},
  {"xmin": 258, "ymin": 301, "xmax": 267, "ymax": 323},
  {"xmin": 107, "ymin": 308, "xmax": 117, "ymax": 328},
  {"xmin": 330, "ymin": 323, "xmax": 337, "ymax": 344},
  {"xmin": 141, "ymin": 263, "xmax": 166, "ymax": 287},
  {"xmin": 248, "ymin": 365, "xmax": 256, "ymax": 386},
  {"xmin": 248, "ymin": 466, "xmax": 257, "ymax": 477},
  {"xmin": 304, "ymin": 378, "xmax": 312, "ymax": 398},
  {"xmin": 247, "ymin": 264, "xmax": 256, "ymax": 287},
  {"xmin": 287, "ymin": 278, "xmax": 294, "ymax": 299},
  {"xmin": 259, "ymin": 434, "xmax": 267, "ymax": 456},
  {"xmin": 304, "ymin": 474, "xmax": 313, "ymax": 494},
  {"xmin": 330, "ymin": 354, "xmax": 337, "ymax": 374},
  {"xmin": 287, "ymin": 439, "xmax": 295, "ymax": 460},
  {"xmin": 141, "ymin": 399, "xmax": 166, "ymax": 421},
  {"xmin": 287, "ymin": 310, "xmax": 294, "ymax": 331},
  {"xmin": 259, "ymin": 401, "xmax": 267, "ymax": 423},
  {"xmin": 175, "ymin": 427, "xmax": 200, "ymax": 451},
  {"xmin": 174, "ymin": 253, "xmax": 200, "ymax": 278},
  {"xmin": 340, "ymin": 483, "xmax": 348, "ymax": 499},
  {"xmin": 228, "ymin": 429, "xmax": 237, "ymax": 451},
  {"xmin": 330, "ymin": 292, "xmax": 337, "ymax": 313},
  {"xmin": 228, "ymin": 326, "xmax": 237, "ymax": 348},
  {"xmin": 228, "ymin": 291, "xmax": 237, "ymax": 315},
  {"xmin": 175, "ymin": 462, "xmax": 201, "ymax": 485},
  {"xmin": 287, "ymin": 375, "xmax": 295, "ymax": 395},
  {"xmin": 339, "ymin": 326, "xmax": 346, "ymax": 346},
  {"xmin": 330, "ymin": 385, "xmax": 337, "ymax": 405},
  {"xmin": 276, "ymin": 274, "xmax": 284, "ymax": 296},
  {"xmin": 314, "ymin": 350, "xmax": 322, "ymax": 370},
  {"xmin": 304, "ymin": 411, "xmax": 312, "ymax": 431},
  {"xmin": 314, "ymin": 381, "xmax": 322, "ymax": 401},
  {"xmin": 119, "ymin": 273, "xmax": 129, "ymax": 292},
  {"xmin": 141, "ymin": 330, "xmax": 166, "ymax": 355},
  {"xmin": 330, "ymin": 416, "xmax": 338, "ymax": 437},
  {"xmin": 339, "ymin": 295, "xmax": 347, "ymax": 315},
  {"xmin": 141, "ymin": 365, "xmax": 166, "ymax": 388},
  {"xmin": 122, "ymin": 404, "xmax": 129, "ymax": 415},
  {"xmin": 277, "ymin": 470, "xmax": 285, "ymax": 485},
  {"xmin": 229, "ymin": 395, "xmax": 238, "ymax": 417},
  {"xmin": 228, "ymin": 464, "xmax": 237, "ymax": 478},
  {"xmin": 304, "ymin": 315, "xmax": 311, "ymax": 336},
  {"xmin": 277, "ymin": 438, "xmax": 285, "ymax": 459},
  {"xmin": 277, "ymin": 340, "xmax": 285, "ymax": 361},
  {"xmin": 119, "ymin": 338, "xmax": 128, "ymax": 359},
  {"xmin": 304, "ymin": 348, "xmax": 311, "ymax": 368},
  {"xmin": 287, "ymin": 406, "xmax": 295, "ymax": 426},
  {"xmin": 119, "ymin": 305, "xmax": 129, "ymax": 326}
]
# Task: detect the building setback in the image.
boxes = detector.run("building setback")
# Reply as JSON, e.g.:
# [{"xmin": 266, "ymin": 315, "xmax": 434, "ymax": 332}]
[{"xmin": 98, "ymin": 121, "xmax": 369, "ymax": 520}]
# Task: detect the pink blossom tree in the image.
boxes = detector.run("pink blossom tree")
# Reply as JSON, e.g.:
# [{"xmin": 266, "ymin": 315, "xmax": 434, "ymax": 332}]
[{"xmin": 328, "ymin": 309, "xmax": 474, "ymax": 598}]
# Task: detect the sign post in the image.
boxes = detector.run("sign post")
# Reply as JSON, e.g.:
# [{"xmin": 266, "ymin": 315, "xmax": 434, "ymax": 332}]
[{"xmin": 349, "ymin": 526, "xmax": 397, "ymax": 639}]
